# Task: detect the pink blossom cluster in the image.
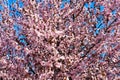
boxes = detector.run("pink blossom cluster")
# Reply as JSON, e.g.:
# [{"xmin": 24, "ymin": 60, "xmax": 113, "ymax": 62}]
[{"xmin": 0, "ymin": 0, "xmax": 120, "ymax": 80}]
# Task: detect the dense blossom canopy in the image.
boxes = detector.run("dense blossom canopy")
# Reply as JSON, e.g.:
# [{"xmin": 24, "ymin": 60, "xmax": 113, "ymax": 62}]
[{"xmin": 0, "ymin": 0, "xmax": 120, "ymax": 80}]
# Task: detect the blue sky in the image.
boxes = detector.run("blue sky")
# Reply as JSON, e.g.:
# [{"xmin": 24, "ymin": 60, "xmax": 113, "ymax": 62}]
[
  {"xmin": 112, "ymin": 10, "xmax": 117, "ymax": 15},
  {"xmin": 0, "ymin": 5, "xmax": 4, "ymax": 11},
  {"xmin": 60, "ymin": 0, "xmax": 70, "ymax": 9},
  {"xmin": 13, "ymin": 24, "xmax": 28, "ymax": 46},
  {"xmin": 13, "ymin": 24, "xmax": 22, "ymax": 36},
  {"xmin": 84, "ymin": 1, "xmax": 104, "ymax": 14},
  {"xmin": 94, "ymin": 14, "xmax": 106, "ymax": 36},
  {"xmin": 90, "ymin": 1, "xmax": 95, "ymax": 9},
  {"xmin": 3, "ymin": 0, "xmax": 24, "ymax": 10},
  {"xmin": 36, "ymin": 0, "xmax": 43, "ymax": 3},
  {"xmin": 18, "ymin": 0, "xmax": 24, "ymax": 8},
  {"xmin": 100, "ymin": 52, "xmax": 107, "ymax": 58},
  {"xmin": 99, "ymin": 52, "xmax": 107, "ymax": 62},
  {"xmin": 100, "ymin": 5, "xmax": 104, "ymax": 12},
  {"xmin": 0, "ymin": 14, "xmax": 2, "ymax": 21},
  {"xmin": 110, "ymin": 29, "xmax": 115, "ymax": 35},
  {"xmin": 1, "ymin": 0, "xmax": 24, "ymax": 18},
  {"xmin": 84, "ymin": 2, "xmax": 89, "ymax": 9},
  {"xmin": 8, "ymin": 0, "xmax": 17, "ymax": 5}
]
